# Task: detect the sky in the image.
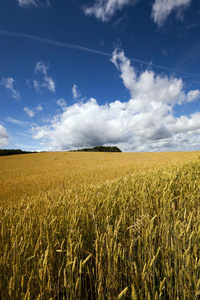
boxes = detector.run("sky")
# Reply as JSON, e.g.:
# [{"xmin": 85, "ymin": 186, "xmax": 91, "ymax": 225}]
[{"xmin": 0, "ymin": 0, "xmax": 200, "ymax": 152}]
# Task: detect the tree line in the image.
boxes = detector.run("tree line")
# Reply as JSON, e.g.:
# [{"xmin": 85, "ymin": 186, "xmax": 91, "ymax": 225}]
[
  {"xmin": 74, "ymin": 146, "xmax": 122, "ymax": 152},
  {"xmin": 0, "ymin": 149, "xmax": 37, "ymax": 156},
  {"xmin": 0, "ymin": 146, "xmax": 122, "ymax": 156}
]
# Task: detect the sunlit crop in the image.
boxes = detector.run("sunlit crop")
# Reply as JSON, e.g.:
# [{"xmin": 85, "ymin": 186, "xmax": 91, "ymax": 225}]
[{"xmin": 0, "ymin": 151, "xmax": 200, "ymax": 299}]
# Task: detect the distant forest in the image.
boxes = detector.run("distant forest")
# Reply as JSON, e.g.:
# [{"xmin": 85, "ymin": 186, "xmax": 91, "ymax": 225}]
[
  {"xmin": 0, "ymin": 146, "xmax": 122, "ymax": 156},
  {"xmin": 0, "ymin": 149, "xmax": 37, "ymax": 156},
  {"xmin": 74, "ymin": 146, "xmax": 122, "ymax": 152}
]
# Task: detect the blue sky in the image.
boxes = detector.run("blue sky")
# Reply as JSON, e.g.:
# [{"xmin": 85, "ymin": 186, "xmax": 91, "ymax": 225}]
[{"xmin": 0, "ymin": 0, "xmax": 200, "ymax": 152}]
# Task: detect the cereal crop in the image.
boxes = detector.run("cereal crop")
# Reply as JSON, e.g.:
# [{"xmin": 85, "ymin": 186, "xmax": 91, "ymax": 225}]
[{"xmin": 0, "ymin": 151, "xmax": 200, "ymax": 299}]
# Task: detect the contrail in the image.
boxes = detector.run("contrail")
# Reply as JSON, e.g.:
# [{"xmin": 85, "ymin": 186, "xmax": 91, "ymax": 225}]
[
  {"xmin": 0, "ymin": 29, "xmax": 111, "ymax": 57},
  {"xmin": 0, "ymin": 29, "xmax": 197, "ymax": 77}
]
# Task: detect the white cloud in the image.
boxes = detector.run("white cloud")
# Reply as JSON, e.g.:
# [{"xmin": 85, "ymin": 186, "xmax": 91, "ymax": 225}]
[
  {"xmin": 33, "ymin": 80, "xmax": 40, "ymax": 93},
  {"xmin": 57, "ymin": 98, "xmax": 67, "ymax": 108},
  {"xmin": 112, "ymin": 49, "xmax": 200, "ymax": 107},
  {"xmin": 0, "ymin": 77, "xmax": 20, "ymax": 100},
  {"xmin": 18, "ymin": 0, "xmax": 37, "ymax": 7},
  {"xmin": 35, "ymin": 61, "xmax": 48, "ymax": 75},
  {"xmin": 43, "ymin": 76, "xmax": 56, "ymax": 93},
  {"xmin": 6, "ymin": 117, "xmax": 28, "ymax": 127},
  {"xmin": 72, "ymin": 84, "xmax": 81, "ymax": 99},
  {"xmin": 177, "ymin": 89, "xmax": 200, "ymax": 104},
  {"xmin": 33, "ymin": 61, "xmax": 56, "ymax": 93},
  {"xmin": 111, "ymin": 49, "xmax": 187, "ymax": 107},
  {"xmin": 17, "ymin": 0, "xmax": 50, "ymax": 8},
  {"xmin": 84, "ymin": 0, "xmax": 138, "ymax": 22},
  {"xmin": 151, "ymin": 0, "xmax": 192, "ymax": 27},
  {"xmin": 36, "ymin": 104, "xmax": 43, "ymax": 111},
  {"xmin": 186, "ymin": 90, "xmax": 200, "ymax": 102},
  {"xmin": 24, "ymin": 107, "xmax": 35, "ymax": 117},
  {"xmin": 168, "ymin": 112, "xmax": 200, "ymax": 133},
  {"xmin": 32, "ymin": 49, "xmax": 200, "ymax": 152},
  {"xmin": 0, "ymin": 125, "xmax": 9, "ymax": 148}
]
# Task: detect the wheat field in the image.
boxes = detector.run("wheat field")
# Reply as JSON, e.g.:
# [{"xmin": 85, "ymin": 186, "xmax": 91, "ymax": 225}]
[{"xmin": 0, "ymin": 151, "xmax": 200, "ymax": 299}]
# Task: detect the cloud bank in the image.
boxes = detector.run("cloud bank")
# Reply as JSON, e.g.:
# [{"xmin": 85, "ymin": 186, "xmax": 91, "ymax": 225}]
[
  {"xmin": 32, "ymin": 49, "xmax": 200, "ymax": 152},
  {"xmin": 0, "ymin": 125, "xmax": 9, "ymax": 148},
  {"xmin": 84, "ymin": 0, "xmax": 138, "ymax": 22},
  {"xmin": 152, "ymin": 0, "xmax": 192, "ymax": 27}
]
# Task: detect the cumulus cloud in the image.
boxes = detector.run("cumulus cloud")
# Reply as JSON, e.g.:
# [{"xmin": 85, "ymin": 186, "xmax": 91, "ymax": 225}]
[
  {"xmin": 17, "ymin": 0, "xmax": 51, "ymax": 8},
  {"xmin": 33, "ymin": 61, "xmax": 56, "ymax": 93},
  {"xmin": 186, "ymin": 90, "xmax": 200, "ymax": 102},
  {"xmin": 177, "ymin": 89, "xmax": 200, "ymax": 105},
  {"xmin": 111, "ymin": 49, "xmax": 185, "ymax": 105},
  {"xmin": 32, "ymin": 49, "xmax": 200, "ymax": 152},
  {"xmin": 168, "ymin": 113, "xmax": 200, "ymax": 133},
  {"xmin": 84, "ymin": 0, "xmax": 138, "ymax": 22},
  {"xmin": 151, "ymin": 0, "xmax": 192, "ymax": 27},
  {"xmin": 0, "ymin": 77, "xmax": 20, "ymax": 100},
  {"xmin": 72, "ymin": 84, "xmax": 81, "ymax": 99},
  {"xmin": 0, "ymin": 125, "xmax": 9, "ymax": 148},
  {"xmin": 24, "ymin": 107, "xmax": 35, "ymax": 117},
  {"xmin": 33, "ymin": 98, "xmax": 129, "ymax": 149}
]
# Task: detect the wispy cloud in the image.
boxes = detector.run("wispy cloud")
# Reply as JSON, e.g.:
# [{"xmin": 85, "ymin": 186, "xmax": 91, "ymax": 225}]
[
  {"xmin": 56, "ymin": 98, "xmax": 67, "ymax": 108},
  {"xmin": 33, "ymin": 80, "xmax": 40, "ymax": 93},
  {"xmin": 152, "ymin": 0, "xmax": 192, "ymax": 27},
  {"xmin": 23, "ymin": 105, "xmax": 43, "ymax": 117},
  {"xmin": 83, "ymin": 0, "xmax": 138, "ymax": 22},
  {"xmin": 23, "ymin": 107, "xmax": 35, "ymax": 117},
  {"xmin": 35, "ymin": 61, "xmax": 48, "ymax": 75},
  {"xmin": 17, "ymin": 0, "xmax": 51, "ymax": 8},
  {"xmin": 0, "ymin": 77, "xmax": 20, "ymax": 100},
  {"xmin": 33, "ymin": 61, "xmax": 56, "ymax": 93},
  {"xmin": 0, "ymin": 29, "xmax": 197, "ymax": 77},
  {"xmin": 36, "ymin": 104, "xmax": 43, "ymax": 111},
  {"xmin": 72, "ymin": 84, "xmax": 81, "ymax": 99},
  {"xmin": 6, "ymin": 117, "xmax": 28, "ymax": 127},
  {"xmin": 18, "ymin": 0, "xmax": 38, "ymax": 7},
  {"xmin": 112, "ymin": 13, "xmax": 127, "ymax": 28},
  {"xmin": 43, "ymin": 76, "xmax": 56, "ymax": 93}
]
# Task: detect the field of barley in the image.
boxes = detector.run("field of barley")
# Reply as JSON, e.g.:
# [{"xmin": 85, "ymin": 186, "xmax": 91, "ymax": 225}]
[{"xmin": 0, "ymin": 151, "xmax": 200, "ymax": 299}]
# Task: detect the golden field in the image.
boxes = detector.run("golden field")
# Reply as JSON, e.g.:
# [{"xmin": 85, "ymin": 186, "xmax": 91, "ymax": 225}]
[
  {"xmin": 0, "ymin": 151, "xmax": 200, "ymax": 299},
  {"xmin": 0, "ymin": 151, "xmax": 199, "ymax": 205}
]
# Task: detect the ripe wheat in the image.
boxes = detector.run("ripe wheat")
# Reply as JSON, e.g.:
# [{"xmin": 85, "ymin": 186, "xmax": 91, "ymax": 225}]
[{"xmin": 0, "ymin": 151, "xmax": 200, "ymax": 299}]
